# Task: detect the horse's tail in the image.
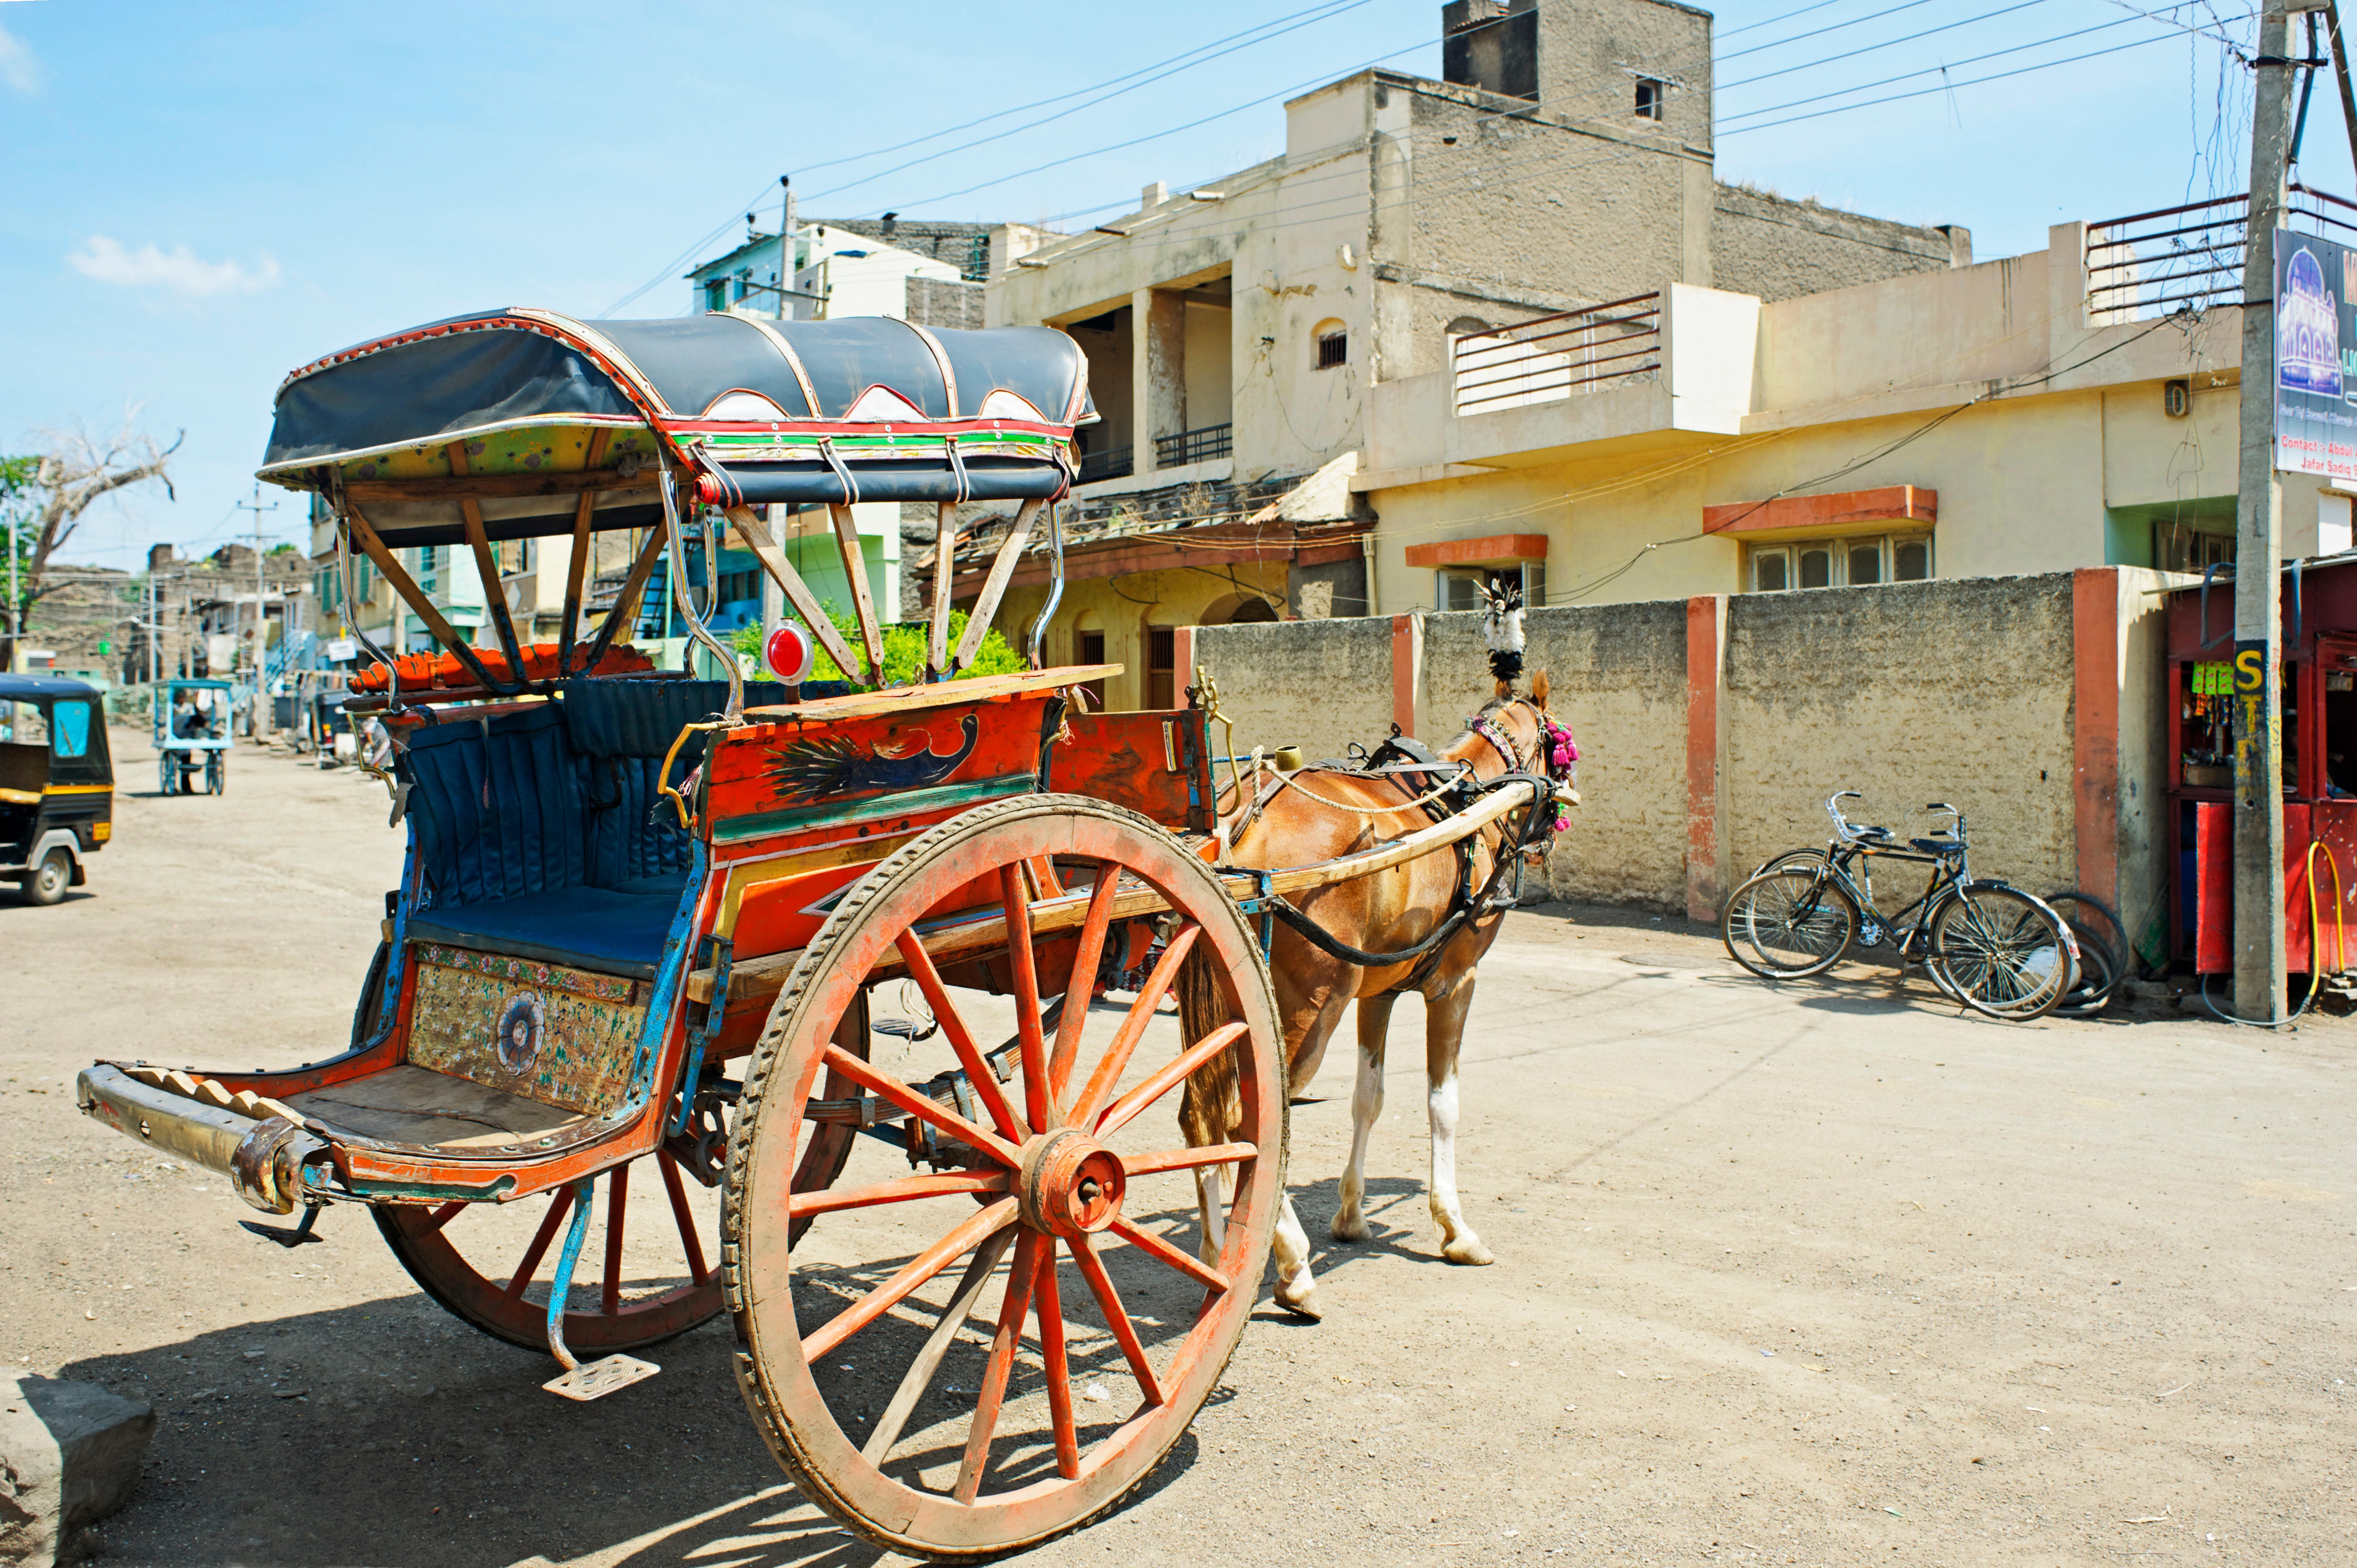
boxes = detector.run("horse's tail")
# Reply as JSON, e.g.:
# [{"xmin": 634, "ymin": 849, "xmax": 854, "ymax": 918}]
[{"xmin": 1174, "ymin": 938, "xmax": 1242, "ymax": 1147}]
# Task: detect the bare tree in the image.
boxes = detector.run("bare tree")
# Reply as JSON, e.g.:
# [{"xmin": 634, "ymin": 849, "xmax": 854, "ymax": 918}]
[{"xmin": 1, "ymin": 424, "xmax": 180, "ymax": 671}]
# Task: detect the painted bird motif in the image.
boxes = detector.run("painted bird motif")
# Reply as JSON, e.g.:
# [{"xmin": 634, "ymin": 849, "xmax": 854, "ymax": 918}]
[{"xmin": 767, "ymin": 713, "xmax": 981, "ymax": 802}]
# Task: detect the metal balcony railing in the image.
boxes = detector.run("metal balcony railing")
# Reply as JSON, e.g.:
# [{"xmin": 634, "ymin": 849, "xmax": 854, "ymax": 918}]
[
  {"xmin": 1077, "ymin": 447, "xmax": 1133, "ymax": 484},
  {"xmin": 2085, "ymin": 185, "xmax": 2357, "ymax": 322},
  {"xmin": 1451, "ymin": 293, "xmax": 1662, "ymax": 417},
  {"xmin": 1154, "ymin": 423, "xmax": 1233, "ymax": 468}
]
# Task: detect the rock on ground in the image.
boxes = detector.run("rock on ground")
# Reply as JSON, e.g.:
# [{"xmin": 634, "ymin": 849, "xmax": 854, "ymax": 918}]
[{"xmin": 0, "ymin": 1377, "xmax": 155, "ymax": 1567}]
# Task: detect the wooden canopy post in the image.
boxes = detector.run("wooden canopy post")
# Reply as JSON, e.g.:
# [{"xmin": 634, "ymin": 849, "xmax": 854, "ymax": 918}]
[
  {"xmin": 725, "ymin": 506, "xmax": 866, "ymax": 685},
  {"xmin": 343, "ymin": 502, "xmax": 506, "ymax": 693},
  {"xmin": 558, "ymin": 430, "xmax": 610, "ymax": 676},
  {"xmin": 577, "ymin": 525, "xmax": 664, "ymax": 671},
  {"xmin": 953, "ymin": 499, "xmax": 1041, "ymax": 673},
  {"xmin": 828, "ymin": 503, "xmax": 885, "ymax": 687},
  {"xmin": 928, "ymin": 502, "xmax": 957, "ymax": 680},
  {"xmin": 446, "ymin": 443, "xmax": 529, "ymax": 688}
]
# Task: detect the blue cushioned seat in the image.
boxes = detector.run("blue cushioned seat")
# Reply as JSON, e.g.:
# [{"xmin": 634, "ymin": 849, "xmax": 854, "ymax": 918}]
[
  {"xmin": 406, "ymin": 885, "xmax": 684, "ymax": 979},
  {"xmin": 397, "ymin": 695, "xmax": 703, "ymax": 977}
]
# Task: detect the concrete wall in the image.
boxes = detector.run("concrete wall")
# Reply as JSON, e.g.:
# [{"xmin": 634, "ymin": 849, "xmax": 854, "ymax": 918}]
[
  {"xmin": 1713, "ymin": 186, "xmax": 1964, "ymax": 304},
  {"xmin": 1002, "ymin": 560, "xmax": 1288, "ymax": 714},
  {"xmin": 1425, "ymin": 601, "xmax": 1690, "ymax": 905},
  {"xmin": 1532, "ymin": 0, "xmax": 1714, "ymax": 143},
  {"xmin": 1176, "ymin": 570, "xmax": 2173, "ymax": 925},
  {"xmin": 1722, "ymin": 575, "xmax": 2076, "ymax": 895},
  {"xmin": 1191, "ymin": 615, "xmax": 1395, "ymax": 763}
]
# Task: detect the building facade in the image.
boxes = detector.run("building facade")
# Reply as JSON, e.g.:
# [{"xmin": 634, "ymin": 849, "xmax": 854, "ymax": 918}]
[{"xmin": 976, "ymin": 0, "xmax": 1972, "ymax": 702}]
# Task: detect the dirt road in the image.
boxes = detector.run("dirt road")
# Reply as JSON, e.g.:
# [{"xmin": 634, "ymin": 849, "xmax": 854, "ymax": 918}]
[{"xmin": 4, "ymin": 730, "xmax": 2353, "ymax": 1566}]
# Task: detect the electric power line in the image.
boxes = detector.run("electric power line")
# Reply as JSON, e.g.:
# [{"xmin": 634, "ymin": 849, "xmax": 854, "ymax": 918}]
[
  {"xmin": 800, "ymin": 0, "xmax": 1380, "ymax": 207},
  {"xmin": 1722, "ymin": 20, "xmax": 2238, "ymax": 134},
  {"xmin": 1718, "ymin": 0, "xmax": 2060, "ymax": 90},
  {"xmin": 1721, "ymin": 4, "xmax": 2252, "ymax": 119},
  {"xmin": 1717, "ymin": 0, "xmax": 1946, "ymax": 63}
]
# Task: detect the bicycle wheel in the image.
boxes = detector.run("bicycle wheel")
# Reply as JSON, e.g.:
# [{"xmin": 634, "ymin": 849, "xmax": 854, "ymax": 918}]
[
  {"xmin": 2044, "ymin": 890, "xmax": 2125, "ymax": 1018},
  {"xmin": 1926, "ymin": 884, "xmax": 2077, "ymax": 1021},
  {"xmin": 1722, "ymin": 866, "xmax": 1858, "ymax": 979}
]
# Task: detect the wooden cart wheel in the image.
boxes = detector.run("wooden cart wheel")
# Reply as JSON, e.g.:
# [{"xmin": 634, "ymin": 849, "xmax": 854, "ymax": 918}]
[
  {"xmin": 375, "ymin": 1144, "xmax": 726, "ymax": 1355},
  {"xmin": 724, "ymin": 795, "xmax": 1286, "ymax": 1560}
]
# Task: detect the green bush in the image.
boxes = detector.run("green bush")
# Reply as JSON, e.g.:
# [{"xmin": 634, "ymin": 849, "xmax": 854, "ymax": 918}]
[{"xmin": 730, "ymin": 606, "xmax": 1027, "ymax": 689}]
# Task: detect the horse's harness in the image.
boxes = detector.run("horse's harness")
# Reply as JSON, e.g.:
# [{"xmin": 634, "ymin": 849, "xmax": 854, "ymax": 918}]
[{"xmin": 1220, "ymin": 698, "xmax": 1577, "ymax": 993}]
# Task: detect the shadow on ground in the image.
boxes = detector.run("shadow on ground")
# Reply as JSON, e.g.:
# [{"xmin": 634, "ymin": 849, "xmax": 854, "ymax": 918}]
[{"xmin": 67, "ymin": 1226, "xmax": 1220, "ymax": 1568}]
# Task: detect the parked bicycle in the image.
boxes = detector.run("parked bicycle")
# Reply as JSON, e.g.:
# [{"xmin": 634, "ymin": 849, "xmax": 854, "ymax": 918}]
[{"xmin": 1722, "ymin": 792, "xmax": 2081, "ymax": 1020}]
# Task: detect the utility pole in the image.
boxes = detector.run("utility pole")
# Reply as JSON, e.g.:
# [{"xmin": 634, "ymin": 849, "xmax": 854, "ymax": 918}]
[
  {"xmin": 780, "ymin": 174, "xmax": 798, "ymax": 322},
  {"xmin": 233, "ymin": 481, "xmax": 279, "ymax": 739},
  {"xmin": 2233, "ymin": 0, "xmax": 2323, "ymax": 1023},
  {"xmin": 5, "ymin": 506, "xmax": 16, "ymax": 676}
]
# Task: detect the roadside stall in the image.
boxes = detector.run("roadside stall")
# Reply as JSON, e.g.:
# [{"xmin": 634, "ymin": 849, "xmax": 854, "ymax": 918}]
[{"xmin": 2166, "ymin": 553, "xmax": 2357, "ymax": 981}]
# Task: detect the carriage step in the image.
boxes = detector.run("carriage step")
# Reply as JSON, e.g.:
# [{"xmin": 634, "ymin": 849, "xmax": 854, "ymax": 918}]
[
  {"xmin": 239, "ymin": 1205, "xmax": 324, "ymax": 1248},
  {"xmin": 544, "ymin": 1355, "xmax": 659, "ymax": 1402}
]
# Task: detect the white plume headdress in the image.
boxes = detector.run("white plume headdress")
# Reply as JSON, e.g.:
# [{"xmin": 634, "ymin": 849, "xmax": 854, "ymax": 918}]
[{"xmin": 1482, "ymin": 579, "xmax": 1525, "ymax": 686}]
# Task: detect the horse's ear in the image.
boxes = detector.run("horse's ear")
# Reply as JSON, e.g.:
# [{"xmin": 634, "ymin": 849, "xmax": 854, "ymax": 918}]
[
  {"xmin": 1532, "ymin": 668, "xmax": 1551, "ymax": 707},
  {"xmin": 1494, "ymin": 677, "xmax": 1512, "ymax": 700}
]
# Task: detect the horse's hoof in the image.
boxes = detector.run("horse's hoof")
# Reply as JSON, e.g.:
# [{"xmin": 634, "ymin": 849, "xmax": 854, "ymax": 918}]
[
  {"xmin": 1274, "ymin": 1280, "xmax": 1324, "ymax": 1320},
  {"xmin": 1441, "ymin": 1237, "xmax": 1495, "ymax": 1266},
  {"xmin": 1329, "ymin": 1215, "xmax": 1372, "ymax": 1243}
]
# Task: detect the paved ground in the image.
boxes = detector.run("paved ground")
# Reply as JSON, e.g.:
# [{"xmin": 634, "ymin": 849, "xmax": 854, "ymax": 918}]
[{"xmin": 5, "ymin": 729, "xmax": 2356, "ymax": 1567}]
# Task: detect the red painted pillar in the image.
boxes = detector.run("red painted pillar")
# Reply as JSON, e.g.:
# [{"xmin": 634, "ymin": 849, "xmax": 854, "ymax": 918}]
[
  {"xmin": 2070, "ymin": 567, "xmax": 2120, "ymax": 909},
  {"xmin": 1685, "ymin": 595, "xmax": 1727, "ymax": 922},
  {"xmin": 1172, "ymin": 624, "xmax": 1196, "ymax": 700},
  {"xmin": 1391, "ymin": 613, "xmax": 1422, "ymax": 737}
]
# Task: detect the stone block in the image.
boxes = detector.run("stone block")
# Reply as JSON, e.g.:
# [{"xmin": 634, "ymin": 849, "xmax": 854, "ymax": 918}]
[{"xmin": 0, "ymin": 1376, "xmax": 155, "ymax": 1567}]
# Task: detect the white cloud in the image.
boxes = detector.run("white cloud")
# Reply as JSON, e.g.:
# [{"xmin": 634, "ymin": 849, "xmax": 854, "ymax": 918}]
[
  {"xmin": 0, "ymin": 23, "xmax": 38, "ymax": 94},
  {"xmin": 67, "ymin": 235, "xmax": 281, "ymax": 298}
]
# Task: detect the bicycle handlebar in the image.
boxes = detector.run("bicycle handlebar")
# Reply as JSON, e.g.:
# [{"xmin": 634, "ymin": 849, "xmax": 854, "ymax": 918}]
[{"xmin": 1821, "ymin": 792, "xmax": 1967, "ymax": 845}]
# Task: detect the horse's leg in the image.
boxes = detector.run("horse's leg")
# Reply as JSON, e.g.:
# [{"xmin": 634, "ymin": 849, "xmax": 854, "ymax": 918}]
[
  {"xmin": 1265, "ymin": 983, "xmax": 1352, "ymax": 1320},
  {"xmin": 1424, "ymin": 974, "xmax": 1493, "ymax": 1265},
  {"xmin": 1332, "ymin": 992, "xmax": 1396, "ymax": 1243}
]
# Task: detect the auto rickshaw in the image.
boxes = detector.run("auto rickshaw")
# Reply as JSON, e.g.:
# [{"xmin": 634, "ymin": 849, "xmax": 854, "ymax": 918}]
[
  {"xmin": 0, "ymin": 673, "xmax": 114, "ymax": 905},
  {"xmin": 154, "ymin": 677, "xmax": 231, "ymax": 794}
]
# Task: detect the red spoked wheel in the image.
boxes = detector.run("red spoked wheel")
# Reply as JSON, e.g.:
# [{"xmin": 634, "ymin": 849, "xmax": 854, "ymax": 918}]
[
  {"xmin": 723, "ymin": 795, "xmax": 1285, "ymax": 1560},
  {"xmin": 375, "ymin": 1143, "xmax": 726, "ymax": 1355}
]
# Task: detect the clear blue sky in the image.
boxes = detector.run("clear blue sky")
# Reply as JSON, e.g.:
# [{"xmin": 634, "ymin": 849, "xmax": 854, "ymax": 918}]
[{"xmin": 0, "ymin": 0, "xmax": 2330, "ymax": 572}]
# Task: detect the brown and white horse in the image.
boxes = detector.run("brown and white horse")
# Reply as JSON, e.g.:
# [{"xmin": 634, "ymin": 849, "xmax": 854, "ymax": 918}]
[{"xmin": 1180, "ymin": 622, "xmax": 1575, "ymax": 1319}]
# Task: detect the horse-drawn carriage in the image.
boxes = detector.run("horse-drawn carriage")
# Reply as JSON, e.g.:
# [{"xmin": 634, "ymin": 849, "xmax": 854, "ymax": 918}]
[{"xmin": 74, "ymin": 307, "xmax": 1568, "ymax": 1556}]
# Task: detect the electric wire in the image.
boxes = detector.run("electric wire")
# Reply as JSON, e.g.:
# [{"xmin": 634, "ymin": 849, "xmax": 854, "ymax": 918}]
[
  {"xmin": 799, "ymin": 0, "xmax": 1380, "ymax": 206},
  {"xmin": 1718, "ymin": 0, "xmax": 1860, "ymax": 40},
  {"xmin": 1721, "ymin": 23, "xmax": 2217, "ymax": 134},
  {"xmin": 1717, "ymin": 0, "xmax": 2060, "ymax": 90},
  {"xmin": 1720, "ymin": 6, "xmax": 2254, "ymax": 122},
  {"xmin": 1717, "ymin": 0, "xmax": 1946, "ymax": 63},
  {"xmin": 789, "ymin": 0, "xmax": 1384, "ymax": 181}
]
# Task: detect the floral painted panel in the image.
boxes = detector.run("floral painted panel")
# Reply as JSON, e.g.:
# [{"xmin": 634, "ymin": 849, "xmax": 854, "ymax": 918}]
[{"xmin": 407, "ymin": 955, "xmax": 646, "ymax": 1113}]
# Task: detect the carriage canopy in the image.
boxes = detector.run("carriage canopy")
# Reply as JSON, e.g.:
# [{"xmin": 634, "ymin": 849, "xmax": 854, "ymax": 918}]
[{"xmin": 258, "ymin": 309, "xmax": 1092, "ymax": 545}]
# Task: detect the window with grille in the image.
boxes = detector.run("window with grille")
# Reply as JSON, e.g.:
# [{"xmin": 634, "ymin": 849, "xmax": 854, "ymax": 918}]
[
  {"xmin": 1146, "ymin": 625, "xmax": 1176, "ymax": 709},
  {"xmin": 1747, "ymin": 534, "xmax": 1932, "ymax": 592},
  {"xmin": 1315, "ymin": 328, "xmax": 1348, "ymax": 369},
  {"xmin": 1435, "ymin": 562, "xmax": 1544, "ymax": 612},
  {"xmin": 1635, "ymin": 78, "xmax": 1665, "ymax": 120}
]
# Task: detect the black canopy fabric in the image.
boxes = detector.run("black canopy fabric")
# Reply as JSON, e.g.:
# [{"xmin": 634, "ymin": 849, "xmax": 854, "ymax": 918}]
[{"xmin": 261, "ymin": 309, "xmax": 1090, "ymax": 540}]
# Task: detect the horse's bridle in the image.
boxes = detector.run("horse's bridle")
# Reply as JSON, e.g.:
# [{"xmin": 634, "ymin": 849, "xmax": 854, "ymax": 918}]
[{"xmin": 1468, "ymin": 698, "xmax": 1576, "ymax": 788}]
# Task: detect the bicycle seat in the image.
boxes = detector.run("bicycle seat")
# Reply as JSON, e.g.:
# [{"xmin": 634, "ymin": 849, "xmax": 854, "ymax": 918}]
[
  {"xmin": 1911, "ymin": 834, "xmax": 1961, "ymax": 854},
  {"xmin": 1850, "ymin": 824, "xmax": 1894, "ymax": 844}
]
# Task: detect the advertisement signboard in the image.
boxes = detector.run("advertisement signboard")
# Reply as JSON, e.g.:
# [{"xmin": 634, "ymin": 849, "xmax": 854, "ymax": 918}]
[{"xmin": 2275, "ymin": 230, "xmax": 2357, "ymax": 479}]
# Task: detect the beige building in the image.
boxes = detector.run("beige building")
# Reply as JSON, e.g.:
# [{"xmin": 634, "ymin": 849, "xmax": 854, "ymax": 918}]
[
  {"xmin": 1355, "ymin": 200, "xmax": 2351, "ymax": 615},
  {"xmin": 976, "ymin": 0, "xmax": 1972, "ymax": 704}
]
